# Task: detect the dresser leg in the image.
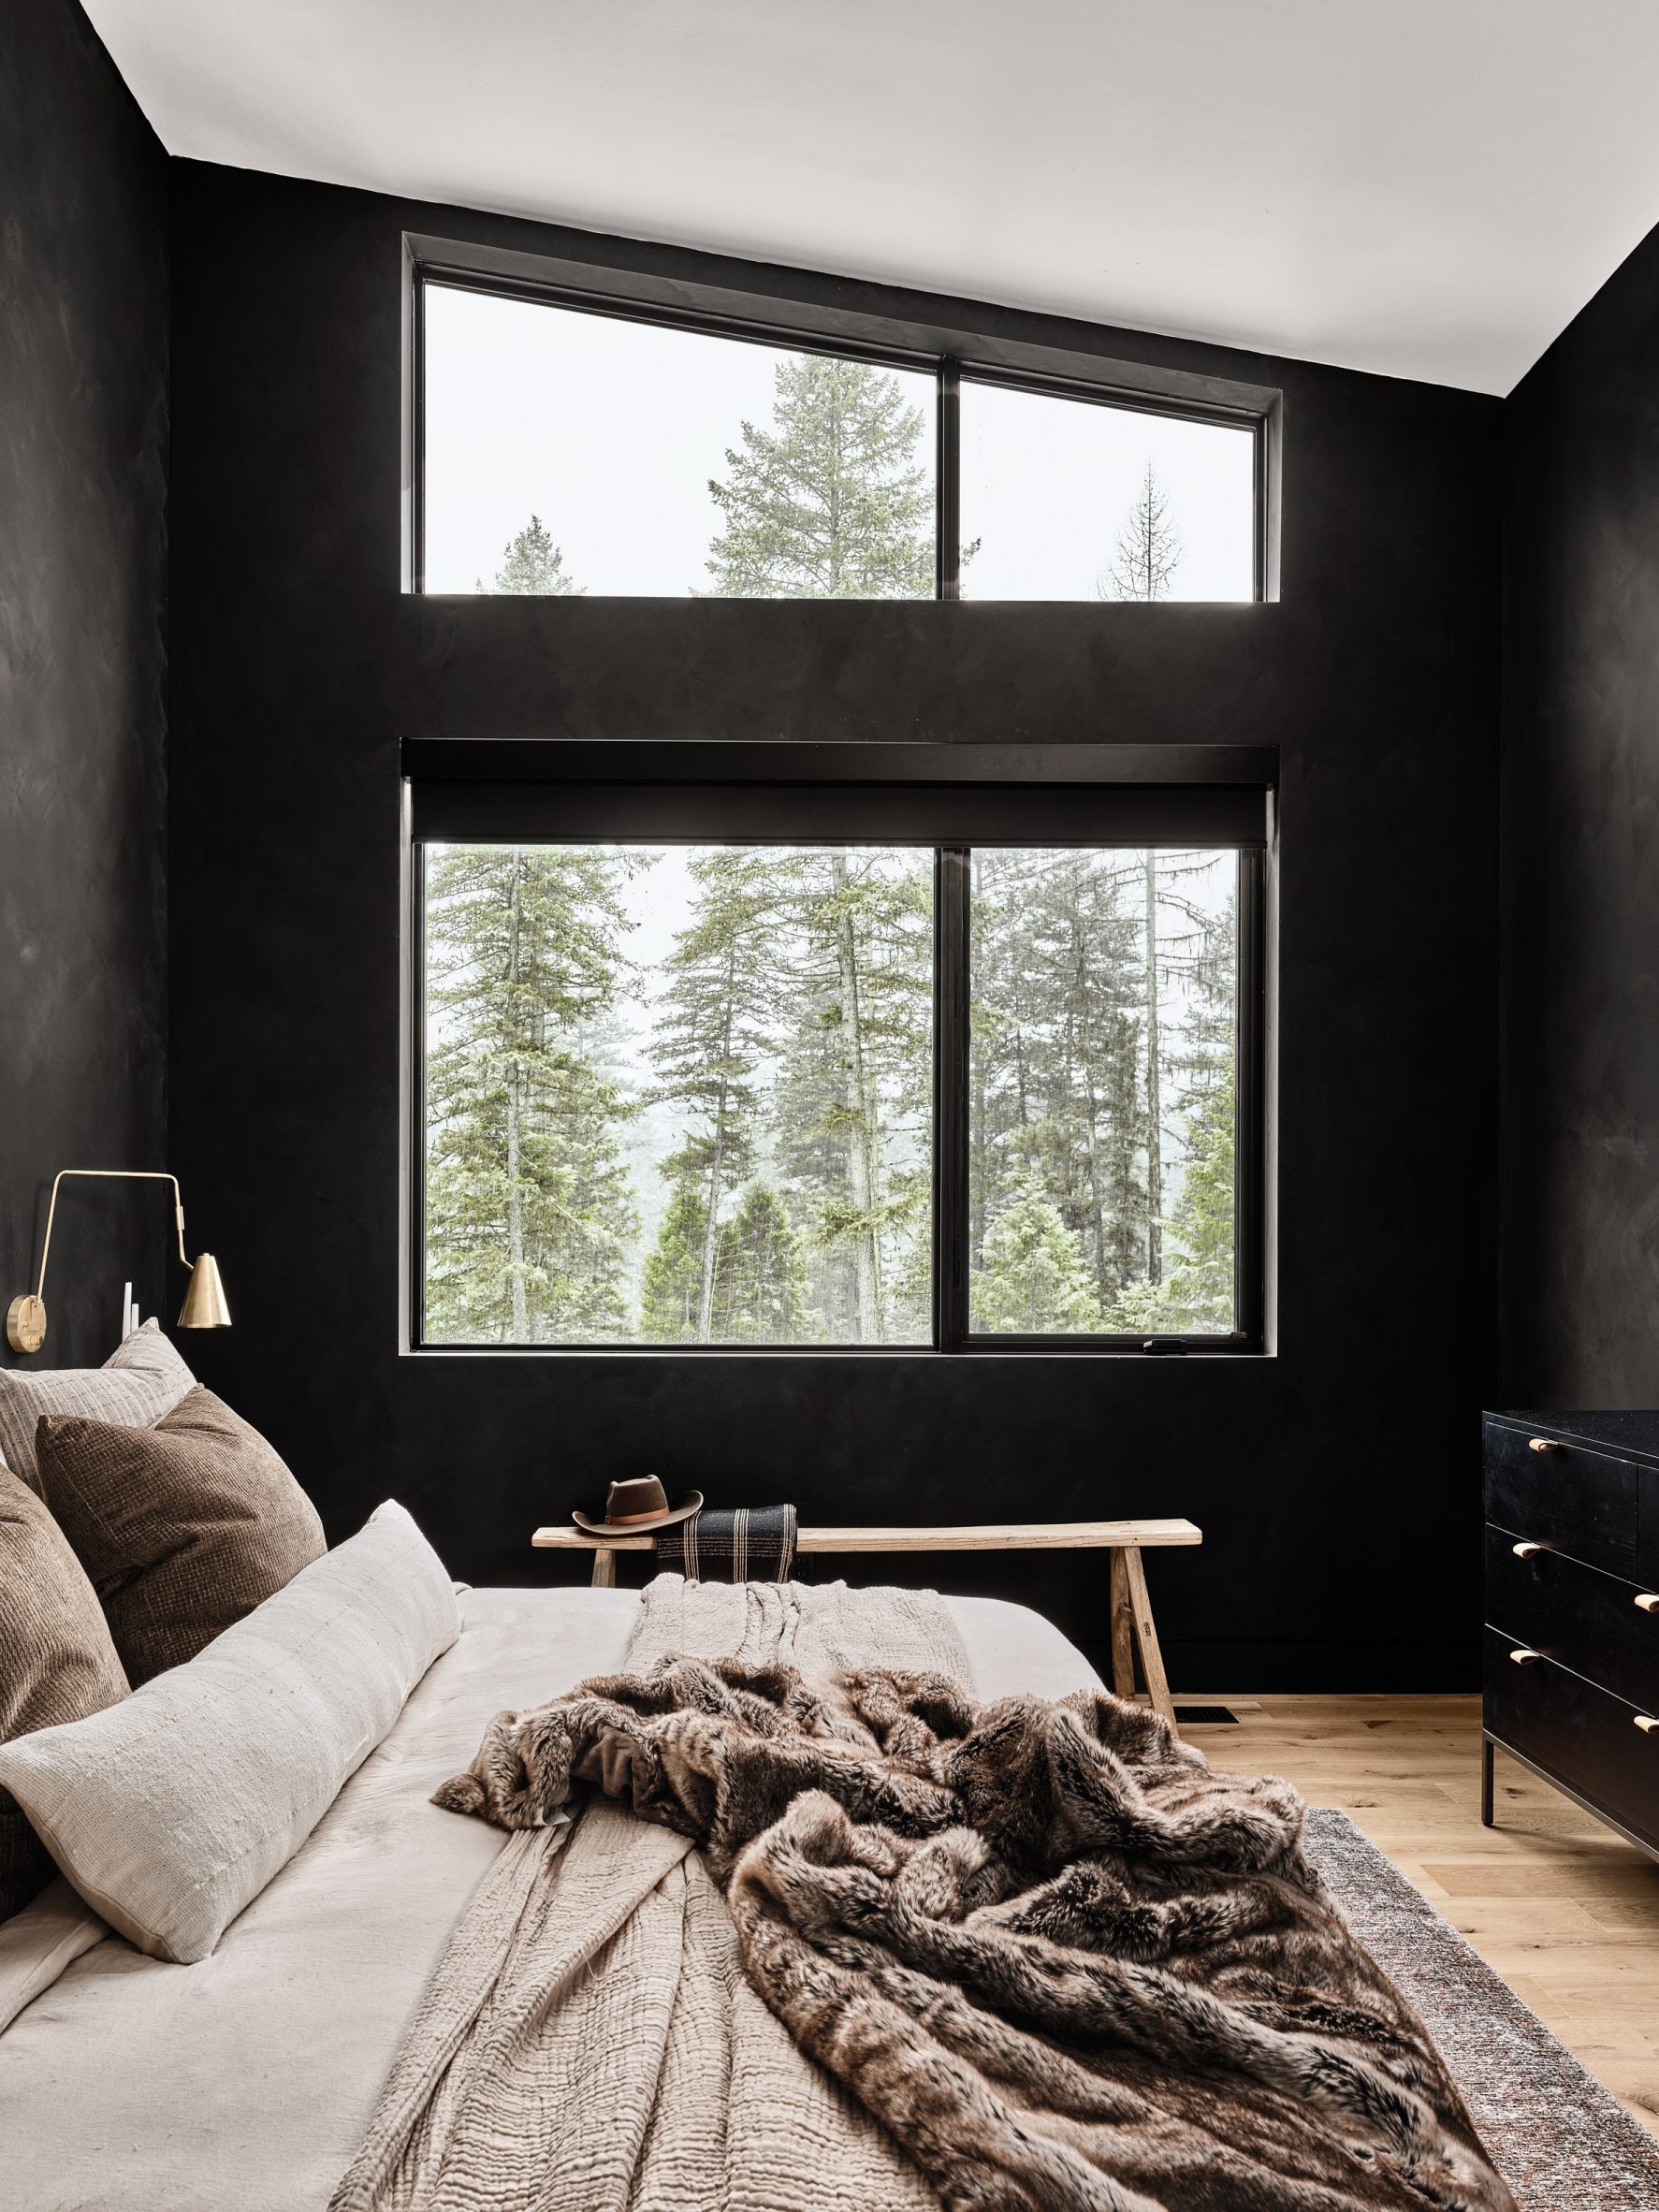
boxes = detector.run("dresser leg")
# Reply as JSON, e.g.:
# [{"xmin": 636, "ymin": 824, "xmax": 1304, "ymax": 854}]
[{"xmin": 1480, "ymin": 1734, "xmax": 1494, "ymax": 1827}]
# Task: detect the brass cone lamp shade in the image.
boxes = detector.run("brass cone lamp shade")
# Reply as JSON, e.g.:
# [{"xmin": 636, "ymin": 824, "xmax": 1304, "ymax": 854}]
[{"xmin": 177, "ymin": 1253, "xmax": 231, "ymax": 1330}]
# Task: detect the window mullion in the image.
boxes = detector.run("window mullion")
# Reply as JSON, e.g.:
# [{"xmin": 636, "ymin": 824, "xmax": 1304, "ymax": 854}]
[
  {"xmin": 937, "ymin": 359, "xmax": 961, "ymax": 601},
  {"xmin": 934, "ymin": 845, "xmax": 970, "ymax": 1348},
  {"xmin": 1232, "ymin": 846, "xmax": 1266, "ymax": 1346}
]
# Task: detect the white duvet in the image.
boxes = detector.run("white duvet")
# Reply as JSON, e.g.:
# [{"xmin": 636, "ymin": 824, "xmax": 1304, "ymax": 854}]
[{"xmin": 0, "ymin": 1585, "xmax": 1100, "ymax": 2212}]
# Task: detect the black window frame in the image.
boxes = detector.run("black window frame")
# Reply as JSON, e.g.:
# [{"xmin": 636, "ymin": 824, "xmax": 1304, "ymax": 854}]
[
  {"xmin": 406, "ymin": 252, "xmax": 1276, "ymax": 604},
  {"xmin": 403, "ymin": 740, "xmax": 1272, "ymax": 1359}
]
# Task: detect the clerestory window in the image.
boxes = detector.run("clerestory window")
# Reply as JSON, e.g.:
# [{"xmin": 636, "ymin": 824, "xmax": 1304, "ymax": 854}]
[{"xmin": 415, "ymin": 275, "xmax": 1263, "ymax": 604}]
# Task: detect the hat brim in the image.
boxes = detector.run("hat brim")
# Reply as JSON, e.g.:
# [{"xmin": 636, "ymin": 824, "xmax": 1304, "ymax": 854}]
[{"xmin": 572, "ymin": 1492, "xmax": 703, "ymax": 1536}]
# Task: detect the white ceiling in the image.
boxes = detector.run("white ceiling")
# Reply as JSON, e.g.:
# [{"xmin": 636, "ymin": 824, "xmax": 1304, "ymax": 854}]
[{"xmin": 87, "ymin": 0, "xmax": 1659, "ymax": 395}]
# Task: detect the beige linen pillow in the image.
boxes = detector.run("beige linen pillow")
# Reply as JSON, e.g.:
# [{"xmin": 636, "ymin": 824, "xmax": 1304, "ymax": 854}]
[
  {"xmin": 0, "ymin": 1500, "xmax": 458, "ymax": 1963},
  {"xmin": 36, "ymin": 1387, "xmax": 326, "ymax": 1683},
  {"xmin": 0, "ymin": 1468, "xmax": 131, "ymax": 1920},
  {"xmin": 0, "ymin": 1321, "xmax": 195, "ymax": 1491}
]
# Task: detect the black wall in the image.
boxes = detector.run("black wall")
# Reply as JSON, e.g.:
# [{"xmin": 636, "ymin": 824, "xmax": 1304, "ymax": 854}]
[
  {"xmin": 0, "ymin": 0, "xmax": 169, "ymax": 1374},
  {"xmin": 1501, "ymin": 225, "xmax": 1659, "ymax": 1405},
  {"xmin": 167, "ymin": 161, "xmax": 1502, "ymax": 1688}
]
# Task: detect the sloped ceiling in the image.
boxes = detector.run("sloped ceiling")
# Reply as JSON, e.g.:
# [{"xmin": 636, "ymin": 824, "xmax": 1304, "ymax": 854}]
[{"xmin": 87, "ymin": 0, "xmax": 1659, "ymax": 393}]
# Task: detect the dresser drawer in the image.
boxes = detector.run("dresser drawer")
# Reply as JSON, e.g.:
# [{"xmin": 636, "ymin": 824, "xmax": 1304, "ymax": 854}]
[
  {"xmin": 1485, "ymin": 1526, "xmax": 1659, "ymax": 1711},
  {"xmin": 1484, "ymin": 1419, "xmax": 1642, "ymax": 1579},
  {"xmin": 1483, "ymin": 1627, "xmax": 1659, "ymax": 1853}
]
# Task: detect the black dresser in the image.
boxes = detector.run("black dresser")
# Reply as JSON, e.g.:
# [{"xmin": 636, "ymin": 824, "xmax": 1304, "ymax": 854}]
[{"xmin": 1483, "ymin": 1410, "xmax": 1659, "ymax": 1859}]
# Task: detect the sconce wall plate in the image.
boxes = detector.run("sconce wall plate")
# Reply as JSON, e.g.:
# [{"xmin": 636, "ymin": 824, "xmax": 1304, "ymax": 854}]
[{"xmin": 6, "ymin": 1294, "xmax": 46, "ymax": 1356}]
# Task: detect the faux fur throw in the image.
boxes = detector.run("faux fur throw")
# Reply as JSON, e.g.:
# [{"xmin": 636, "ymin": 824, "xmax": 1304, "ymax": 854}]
[{"xmin": 344, "ymin": 1580, "xmax": 1517, "ymax": 2212}]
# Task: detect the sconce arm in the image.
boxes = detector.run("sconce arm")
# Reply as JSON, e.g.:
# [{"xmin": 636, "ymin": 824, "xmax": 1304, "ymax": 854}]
[{"xmin": 35, "ymin": 1171, "xmax": 189, "ymax": 1302}]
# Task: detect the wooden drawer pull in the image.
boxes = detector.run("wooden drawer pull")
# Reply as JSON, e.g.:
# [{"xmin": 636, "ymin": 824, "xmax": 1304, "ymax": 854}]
[
  {"xmin": 1508, "ymin": 1648, "xmax": 1543, "ymax": 1666},
  {"xmin": 1512, "ymin": 1540, "xmax": 1545, "ymax": 1559},
  {"xmin": 1637, "ymin": 1716, "xmax": 1659, "ymax": 1734},
  {"xmin": 1637, "ymin": 1594, "xmax": 1659, "ymax": 1614},
  {"xmin": 1528, "ymin": 1437, "xmax": 1560, "ymax": 1453}
]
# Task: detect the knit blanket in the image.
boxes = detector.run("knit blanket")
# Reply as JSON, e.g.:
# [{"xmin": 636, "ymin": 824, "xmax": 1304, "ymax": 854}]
[{"xmin": 335, "ymin": 1578, "xmax": 1515, "ymax": 2212}]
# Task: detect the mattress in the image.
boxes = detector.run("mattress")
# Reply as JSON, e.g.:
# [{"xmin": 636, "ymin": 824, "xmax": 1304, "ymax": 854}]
[{"xmin": 0, "ymin": 1584, "xmax": 1101, "ymax": 2212}]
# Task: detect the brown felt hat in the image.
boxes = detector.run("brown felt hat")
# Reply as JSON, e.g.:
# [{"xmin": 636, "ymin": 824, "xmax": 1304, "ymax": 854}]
[{"xmin": 573, "ymin": 1475, "xmax": 703, "ymax": 1535}]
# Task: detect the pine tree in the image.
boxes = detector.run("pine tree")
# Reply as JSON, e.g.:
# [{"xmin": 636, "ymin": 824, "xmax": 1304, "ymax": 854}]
[
  {"xmin": 1147, "ymin": 897, "xmax": 1237, "ymax": 1330},
  {"xmin": 705, "ymin": 357, "xmax": 933, "ymax": 598},
  {"xmin": 772, "ymin": 982, "xmax": 860, "ymax": 1340},
  {"xmin": 824, "ymin": 851, "xmax": 882, "ymax": 1330},
  {"xmin": 711, "ymin": 1183, "xmax": 808, "ymax": 1343},
  {"xmin": 1163, "ymin": 1057, "xmax": 1236, "ymax": 1328},
  {"xmin": 648, "ymin": 850, "xmax": 789, "ymax": 1341},
  {"xmin": 424, "ymin": 845, "xmax": 639, "ymax": 1341},
  {"xmin": 968, "ymin": 850, "xmax": 1040, "ymax": 1262},
  {"xmin": 971, "ymin": 1169, "xmax": 1102, "ymax": 1334},
  {"xmin": 1045, "ymin": 852, "xmax": 1146, "ymax": 1297},
  {"xmin": 1101, "ymin": 463, "xmax": 1181, "ymax": 603},
  {"xmin": 1142, "ymin": 851, "xmax": 1164, "ymax": 1281},
  {"xmin": 776, "ymin": 851, "xmax": 933, "ymax": 1342},
  {"xmin": 1101, "ymin": 891, "xmax": 1237, "ymax": 1334},
  {"xmin": 638, "ymin": 1186, "xmax": 708, "ymax": 1343},
  {"xmin": 481, "ymin": 514, "xmax": 583, "ymax": 595},
  {"xmin": 1142, "ymin": 852, "xmax": 1234, "ymax": 1286},
  {"xmin": 970, "ymin": 850, "xmax": 1144, "ymax": 1305}
]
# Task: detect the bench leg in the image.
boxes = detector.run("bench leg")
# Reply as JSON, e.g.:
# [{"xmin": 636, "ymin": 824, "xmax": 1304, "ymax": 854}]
[
  {"xmin": 590, "ymin": 1546, "xmax": 618, "ymax": 1589},
  {"xmin": 1108, "ymin": 1550, "xmax": 1137, "ymax": 1699},
  {"xmin": 1121, "ymin": 1544, "xmax": 1176, "ymax": 1727}
]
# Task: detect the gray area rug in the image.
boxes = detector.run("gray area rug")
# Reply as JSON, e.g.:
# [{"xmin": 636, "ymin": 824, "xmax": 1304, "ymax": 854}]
[{"xmin": 1306, "ymin": 1808, "xmax": 1659, "ymax": 2210}]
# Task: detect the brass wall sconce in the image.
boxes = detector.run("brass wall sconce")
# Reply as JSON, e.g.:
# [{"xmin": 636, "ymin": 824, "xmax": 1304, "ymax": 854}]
[{"xmin": 7, "ymin": 1170, "xmax": 231, "ymax": 1356}]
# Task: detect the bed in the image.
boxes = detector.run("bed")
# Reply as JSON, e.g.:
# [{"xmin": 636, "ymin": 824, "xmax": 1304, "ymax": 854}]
[{"xmin": 0, "ymin": 1583, "xmax": 1101, "ymax": 2212}]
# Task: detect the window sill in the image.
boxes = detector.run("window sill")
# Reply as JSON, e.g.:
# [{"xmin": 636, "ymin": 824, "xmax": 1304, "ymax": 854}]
[{"xmin": 402, "ymin": 1339, "xmax": 1269, "ymax": 1360}]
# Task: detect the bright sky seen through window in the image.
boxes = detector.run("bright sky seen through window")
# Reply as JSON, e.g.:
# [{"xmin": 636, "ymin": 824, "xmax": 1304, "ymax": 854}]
[
  {"xmin": 960, "ymin": 386, "xmax": 1256, "ymax": 602},
  {"xmin": 422, "ymin": 285, "xmax": 1257, "ymax": 602},
  {"xmin": 423, "ymin": 287, "xmax": 937, "ymax": 599}
]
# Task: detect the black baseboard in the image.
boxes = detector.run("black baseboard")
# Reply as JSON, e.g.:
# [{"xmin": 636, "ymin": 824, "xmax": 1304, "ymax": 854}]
[{"xmin": 1077, "ymin": 1637, "xmax": 1482, "ymax": 1696}]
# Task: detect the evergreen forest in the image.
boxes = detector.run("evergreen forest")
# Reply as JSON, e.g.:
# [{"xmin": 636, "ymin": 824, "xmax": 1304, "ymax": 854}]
[
  {"xmin": 422, "ymin": 841, "xmax": 1237, "ymax": 1346},
  {"xmin": 424, "ymin": 354, "xmax": 1237, "ymax": 1346}
]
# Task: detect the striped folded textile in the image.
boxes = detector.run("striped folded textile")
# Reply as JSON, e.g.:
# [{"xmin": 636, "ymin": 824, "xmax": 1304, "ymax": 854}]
[{"xmin": 655, "ymin": 1505, "xmax": 797, "ymax": 1584}]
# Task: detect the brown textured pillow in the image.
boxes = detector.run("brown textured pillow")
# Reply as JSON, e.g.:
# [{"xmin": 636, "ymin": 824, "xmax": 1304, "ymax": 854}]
[
  {"xmin": 0, "ymin": 1464, "xmax": 130, "ymax": 1919},
  {"xmin": 35, "ymin": 1388, "xmax": 327, "ymax": 1684},
  {"xmin": 0, "ymin": 1320, "xmax": 196, "ymax": 1492}
]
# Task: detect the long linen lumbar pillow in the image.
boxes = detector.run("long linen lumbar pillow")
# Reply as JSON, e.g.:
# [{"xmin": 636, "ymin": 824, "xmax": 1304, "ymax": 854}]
[
  {"xmin": 0, "ymin": 1500, "xmax": 458, "ymax": 1964},
  {"xmin": 0, "ymin": 1320, "xmax": 196, "ymax": 1491}
]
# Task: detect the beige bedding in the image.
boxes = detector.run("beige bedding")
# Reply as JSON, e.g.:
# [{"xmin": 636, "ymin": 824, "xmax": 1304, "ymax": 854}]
[{"xmin": 0, "ymin": 1584, "xmax": 1100, "ymax": 2212}]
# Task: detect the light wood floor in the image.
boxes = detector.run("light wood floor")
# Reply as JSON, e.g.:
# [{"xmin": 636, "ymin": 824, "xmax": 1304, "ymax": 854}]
[{"xmin": 1180, "ymin": 1695, "xmax": 1659, "ymax": 2137}]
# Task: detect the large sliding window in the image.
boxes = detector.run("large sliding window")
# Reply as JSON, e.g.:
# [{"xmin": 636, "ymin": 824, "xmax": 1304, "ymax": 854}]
[
  {"xmin": 409, "ymin": 750, "xmax": 1266, "ymax": 1353},
  {"xmin": 968, "ymin": 847, "xmax": 1240, "ymax": 1337},
  {"xmin": 423, "ymin": 841, "xmax": 934, "ymax": 1347},
  {"xmin": 415, "ymin": 269, "xmax": 1265, "ymax": 603}
]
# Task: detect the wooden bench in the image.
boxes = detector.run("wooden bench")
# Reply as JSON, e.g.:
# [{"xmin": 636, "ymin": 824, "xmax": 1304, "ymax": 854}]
[{"xmin": 531, "ymin": 1517, "xmax": 1201, "ymax": 1725}]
